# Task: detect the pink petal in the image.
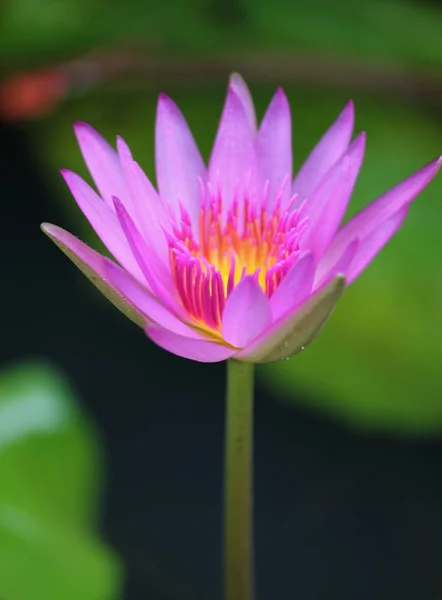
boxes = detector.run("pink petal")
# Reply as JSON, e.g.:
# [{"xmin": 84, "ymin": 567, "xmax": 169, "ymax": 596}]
[
  {"xmin": 345, "ymin": 206, "xmax": 409, "ymax": 284},
  {"xmin": 41, "ymin": 223, "xmax": 146, "ymax": 327},
  {"xmin": 73, "ymin": 122, "xmax": 135, "ymax": 215},
  {"xmin": 236, "ymin": 275, "xmax": 345, "ymax": 363},
  {"xmin": 117, "ymin": 136, "xmax": 170, "ymax": 263},
  {"xmin": 270, "ymin": 252, "xmax": 315, "ymax": 321},
  {"xmin": 230, "ymin": 73, "xmax": 257, "ymax": 133},
  {"xmin": 61, "ymin": 169, "xmax": 145, "ymax": 282},
  {"xmin": 146, "ymin": 327, "xmax": 236, "ymax": 362},
  {"xmin": 300, "ymin": 133, "xmax": 366, "ymax": 257},
  {"xmin": 222, "ymin": 276, "xmax": 272, "ymax": 347},
  {"xmin": 103, "ymin": 259, "xmax": 203, "ymax": 338},
  {"xmin": 314, "ymin": 239, "xmax": 358, "ymax": 289},
  {"xmin": 155, "ymin": 93, "xmax": 206, "ymax": 228},
  {"xmin": 113, "ymin": 197, "xmax": 187, "ymax": 318},
  {"xmin": 324, "ymin": 157, "xmax": 442, "ymax": 272},
  {"xmin": 209, "ymin": 85, "xmax": 258, "ymax": 214},
  {"xmin": 292, "ymin": 100, "xmax": 354, "ymax": 202},
  {"xmin": 256, "ymin": 88, "xmax": 292, "ymax": 207}
]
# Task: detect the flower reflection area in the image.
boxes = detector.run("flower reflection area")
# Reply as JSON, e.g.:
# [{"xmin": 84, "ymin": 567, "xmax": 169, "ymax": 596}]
[{"xmin": 42, "ymin": 75, "xmax": 441, "ymax": 363}]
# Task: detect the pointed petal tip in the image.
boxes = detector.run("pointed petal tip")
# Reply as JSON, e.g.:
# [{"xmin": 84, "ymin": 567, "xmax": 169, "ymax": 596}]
[
  {"xmin": 156, "ymin": 93, "xmax": 180, "ymax": 122},
  {"xmin": 112, "ymin": 195, "xmax": 124, "ymax": 212},
  {"xmin": 60, "ymin": 168, "xmax": 85, "ymax": 190},
  {"xmin": 292, "ymin": 98, "xmax": 355, "ymax": 202},
  {"xmin": 40, "ymin": 222, "xmax": 82, "ymax": 252},
  {"xmin": 157, "ymin": 91, "xmax": 177, "ymax": 113},
  {"xmin": 225, "ymin": 78, "xmax": 254, "ymax": 109},
  {"xmin": 348, "ymin": 130, "xmax": 366, "ymax": 155},
  {"xmin": 328, "ymin": 273, "xmax": 346, "ymax": 299},
  {"xmin": 116, "ymin": 134, "xmax": 132, "ymax": 157},
  {"xmin": 60, "ymin": 167, "xmax": 76, "ymax": 183},
  {"xmin": 73, "ymin": 120, "xmax": 97, "ymax": 137},
  {"xmin": 72, "ymin": 120, "xmax": 87, "ymax": 131},
  {"xmin": 431, "ymin": 155, "xmax": 442, "ymax": 170},
  {"xmin": 229, "ymin": 72, "xmax": 246, "ymax": 85},
  {"xmin": 317, "ymin": 273, "xmax": 346, "ymax": 293},
  {"xmin": 342, "ymin": 99, "xmax": 354, "ymax": 118},
  {"xmin": 275, "ymin": 86, "xmax": 288, "ymax": 99},
  {"xmin": 337, "ymin": 99, "xmax": 355, "ymax": 129},
  {"xmin": 334, "ymin": 273, "xmax": 347, "ymax": 286},
  {"xmin": 40, "ymin": 222, "xmax": 56, "ymax": 236},
  {"xmin": 269, "ymin": 86, "xmax": 290, "ymax": 110},
  {"xmin": 413, "ymin": 155, "xmax": 442, "ymax": 183}
]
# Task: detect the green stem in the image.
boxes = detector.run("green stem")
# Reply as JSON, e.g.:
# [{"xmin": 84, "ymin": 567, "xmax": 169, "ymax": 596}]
[{"xmin": 224, "ymin": 359, "xmax": 255, "ymax": 600}]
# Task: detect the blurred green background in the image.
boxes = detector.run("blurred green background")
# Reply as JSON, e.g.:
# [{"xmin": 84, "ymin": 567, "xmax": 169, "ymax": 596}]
[
  {"xmin": 1, "ymin": 0, "xmax": 442, "ymax": 598},
  {"xmin": 0, "ymin": 363, "xmax": 122, "ymax": 600}
]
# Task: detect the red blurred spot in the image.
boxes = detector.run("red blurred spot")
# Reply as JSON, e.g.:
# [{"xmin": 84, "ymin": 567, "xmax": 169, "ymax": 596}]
[{"xmin": 0, "ymin": 69, "xmax": 70, "ymax": 121}]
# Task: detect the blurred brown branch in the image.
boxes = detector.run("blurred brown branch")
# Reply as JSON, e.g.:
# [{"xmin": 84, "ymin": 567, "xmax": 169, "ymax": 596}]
[
  {"xmin": 2, "ymin": 46, "xmax": 442, "ymax": 121},
  {"xmin": 126, "ymin": 52, "xmax": 442, "ymax": 103}
]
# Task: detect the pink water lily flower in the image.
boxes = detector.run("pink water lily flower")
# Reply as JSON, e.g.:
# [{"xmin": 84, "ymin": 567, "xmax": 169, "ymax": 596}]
[{"xmin": 42, "ymin": 75, "xmax": 441, "ymax": 363}]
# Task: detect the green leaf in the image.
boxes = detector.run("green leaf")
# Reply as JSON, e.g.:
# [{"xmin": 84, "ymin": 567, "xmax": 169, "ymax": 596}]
[{"xmin": 0, "ymin": 362, "xmax": 122, "ymax": 600}]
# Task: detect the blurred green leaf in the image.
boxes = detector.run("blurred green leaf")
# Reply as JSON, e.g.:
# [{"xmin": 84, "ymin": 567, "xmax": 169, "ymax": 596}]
[
  {"xmin": 2, "ymin": 0, "xmax": 442, "ymax": 70},
  {"xmin": 0, "ymin": 362, "xmax": 122, "ymax": 600}
]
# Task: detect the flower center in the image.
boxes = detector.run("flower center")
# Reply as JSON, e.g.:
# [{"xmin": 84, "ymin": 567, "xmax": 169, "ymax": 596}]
[{"xmin": 167, "ymin": 183, "xmax": 306, "ymax": 331}]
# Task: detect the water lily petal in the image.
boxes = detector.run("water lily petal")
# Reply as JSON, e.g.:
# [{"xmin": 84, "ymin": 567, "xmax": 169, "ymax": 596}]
[
  {"xmin": 222, "ymin": 276, "xmax": 272, "ymax": 347},
  {"xmin": 314, "ymin": 239, "xmax": 358, "ymax": 289},
  {"xmin": 230, "ymin": 73, "xmax": 257, "ymax": 133},
  {"xmin": 104, "ymin": 259, "xmax": 203, "ymax": 338},
  {"xmin": 236, "ymin": 275, "xmax": 345, "ymax": 363},
  {"xmin": 270, "ymin": 252, "xmax": 315, "ymax": 320},
  {"xmin": 345, "ymin": 206, "xmax": 409, "ymax": 283},
  {"xmin": 113, "ymin": 197, "xmax": 186, "ymax": 318},
  {"xmin": 324, "ymin": 156, "xmax": 442, "ymax": 272},
  {"xmin": 300, "ymin": 133, "xmax": 366, "ymax": 257},
  {"xmin": 155, "ymin": 93, "xmax": 206, "ymax": 228},
  {"xmin": 41, "ymin": 223, "xmax": 146, "ymax": 327},
  {"xmin": 292, "ymin": 100, "xmax": 354, "ymax": 202},
  {"xmin": 61, "ymin": 169, "xmax": 144, "ymax": 282},
  {"xmin": 209, "ymin": 85, "xmax": 258, "ymax": 214},
  {"xmin": 146, "ymin": 327, "xmax": 236, "ymax": 362},
  {"xmin": 117, "ymin": 136, "xmax": 170, "ymax": 263},
  {"xmin": 44, "ymin": 83, "xmax": 441, "ymax": 366},
  {"xmin": 257, "ymin": 88, "xmax": 292, "ymax": 207},
  {"xmin": 73, "ymin": 122, "xmax": 134, "ymax": 214}
]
